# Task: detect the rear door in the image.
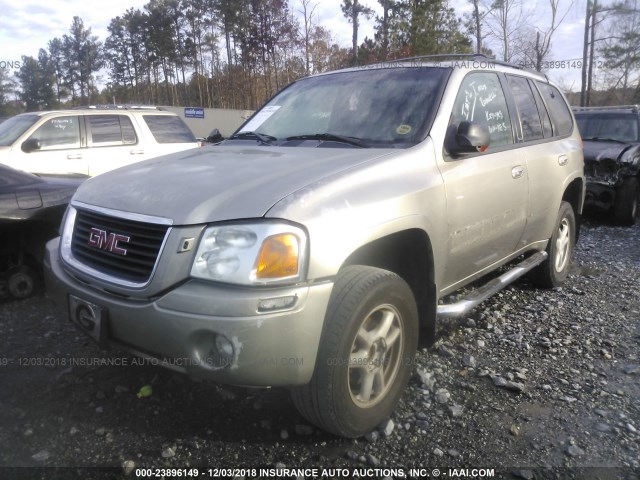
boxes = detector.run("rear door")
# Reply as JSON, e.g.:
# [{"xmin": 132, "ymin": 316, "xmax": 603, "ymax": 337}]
[
  {"xmin": 510, "ymin": 78, "xmax": 580, "ymax": 245},
  {"xmin": 85, "ymin": 114, "xmax": 141, "ymax": 176}
]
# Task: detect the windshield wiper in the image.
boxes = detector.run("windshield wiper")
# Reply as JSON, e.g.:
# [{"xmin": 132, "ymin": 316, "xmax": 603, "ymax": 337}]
[
  {"xmin": 228, "ymin": 131, "xmax": 277, "ymax": 145},
  {"xmin": 286, "ymin": 133, "xmax": 367, "ymax": 148}
]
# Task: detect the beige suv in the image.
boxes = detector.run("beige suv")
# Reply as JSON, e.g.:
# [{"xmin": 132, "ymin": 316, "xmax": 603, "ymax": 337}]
[
  {"xmin": 45, "ymin": 56, "xmax": 585, "ymax": 437},
  {"xmin": 0, "ymin": 106, "xmax": 199, "ymax": 177}
]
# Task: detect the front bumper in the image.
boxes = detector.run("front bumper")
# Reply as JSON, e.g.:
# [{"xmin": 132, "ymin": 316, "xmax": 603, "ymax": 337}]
[
  {"xmin": 584, "ymin": 180, "xmax": 616, "ymax": 210},
  {"xmin": 44, "ymin": 237, "xmax": 333, "ymax": 386}
]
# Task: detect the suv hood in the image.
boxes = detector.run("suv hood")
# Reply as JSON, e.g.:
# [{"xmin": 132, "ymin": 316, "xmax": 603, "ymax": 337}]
[
  {"xmin": 582, "ymin": 140, "xmax": 633, "ymax": 163},
  {"xmin": 73, "ymin": 145, "xmax": 393, "ymax": 225}
]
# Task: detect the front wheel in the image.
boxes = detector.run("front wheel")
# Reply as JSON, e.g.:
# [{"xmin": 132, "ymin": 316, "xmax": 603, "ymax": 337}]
[
  {"xmin": 7, "ymin": 266, "xmax": 37, "ymax": 299},
  {"xmin": 532, "ymin": 201, "xmax": 576, "ymax": 288},
  {"xmin": 291, "ymin": 266, "xmax": 418, "ymax": 437}
]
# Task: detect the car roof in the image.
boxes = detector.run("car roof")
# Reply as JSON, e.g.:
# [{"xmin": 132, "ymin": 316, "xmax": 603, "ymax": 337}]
[
  {"xmin": 18, "ymin": 107, "xmax": 176, "ymax": 117},
  {"xmin": 573, "ymin": 105, "xmax": 640, "ymax": 115},
  {"xmin": 309, "ymin": 54, "xmax": 548, "ymax": 82}
]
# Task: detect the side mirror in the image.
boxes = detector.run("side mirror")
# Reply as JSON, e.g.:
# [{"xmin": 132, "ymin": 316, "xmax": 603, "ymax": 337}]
[
  {"xmin": 21, "ymin": 138, "xmax": 42, "ymax": 153},
  {"xmin": 447, "ymin": 121, "xmax": 490, "ymax": 156},
  {"xmin": 206, "ymin": 128, "xmax": 223, "ymax": 143}
]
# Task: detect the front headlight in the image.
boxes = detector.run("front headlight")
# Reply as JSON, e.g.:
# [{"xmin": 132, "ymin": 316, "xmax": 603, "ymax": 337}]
[{"xmin": 190, "ymin": 222, "xmax": 308, "ymax": 285}]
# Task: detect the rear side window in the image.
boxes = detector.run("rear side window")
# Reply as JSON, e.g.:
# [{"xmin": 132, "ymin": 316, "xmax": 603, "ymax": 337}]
[
  {"xmin": 536, "ymin": 82, "xmax": 573, "ymax": 137},
  {"xmin": 508, "ymin": 75, "xmax": 543, "ymax": 142},
  {"xmin": 450, "ymin": 72, "xmax": 513, "ymax": 147},
  {"xmin": 142, "ymin": 115, "xmax": 196, "ymax": 143},
  {"xmin": 530, "ymin": 81, "xmax": 553, "ymax": 138},
  {"xmin": 29, "ymin": 116, "xmax": 81, "ymax": 150},
  {"xmin": 88, "ymin": 115, "xmax": 137, "ymax": 145}
]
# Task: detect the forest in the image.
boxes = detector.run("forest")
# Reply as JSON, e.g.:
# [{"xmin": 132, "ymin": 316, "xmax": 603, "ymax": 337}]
[{"xmin": 1, "ymin": 0, "xmax": 639, "ymax": 115}]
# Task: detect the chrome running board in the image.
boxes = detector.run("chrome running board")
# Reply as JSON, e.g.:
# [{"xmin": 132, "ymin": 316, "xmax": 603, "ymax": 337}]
[{"xmin": 437, "ymin": 251, "xmax": 548, "ymax": 318}]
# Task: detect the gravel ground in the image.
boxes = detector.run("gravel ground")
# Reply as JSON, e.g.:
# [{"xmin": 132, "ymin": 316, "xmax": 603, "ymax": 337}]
[{"xmin": 0, "ymin": 218, "xmax": 638, "ymax": 480}]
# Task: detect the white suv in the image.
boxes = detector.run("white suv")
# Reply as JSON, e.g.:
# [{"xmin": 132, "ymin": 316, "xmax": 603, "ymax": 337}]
[{"xmin": 0, "ymin": 106, "xmax": 199, "ymax": 177}]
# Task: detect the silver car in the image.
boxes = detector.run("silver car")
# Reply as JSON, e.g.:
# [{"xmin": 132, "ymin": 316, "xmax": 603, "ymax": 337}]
[{"xmin": 45, "ymin": 56, "xmax": 584, "ymax": 437}]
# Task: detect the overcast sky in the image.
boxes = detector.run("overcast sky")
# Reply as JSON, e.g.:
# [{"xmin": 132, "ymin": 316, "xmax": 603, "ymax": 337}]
[{"xmin": 0, "ymin": 0, "xmax": 587, "ymax": 89}]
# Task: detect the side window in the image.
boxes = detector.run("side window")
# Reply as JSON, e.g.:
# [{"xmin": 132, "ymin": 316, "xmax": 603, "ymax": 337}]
[
  {"xmin": 142, "ymin": 115, "xmax": 196, "ymax": 143},
  {"xmin": 88, "ymin": 115, "xmax": 137, "ymax": 145},
  {"xmin": 28, "ymin": 116, "xmax": 80, "ymax": 150},
  {"xmin": 507, "ymin": 75, "xmax": 543, "ymax": 142},
  {"xmin": 450, "ymin": 72, "xmax": 513, "ymax": 147},
  {"xmin": 536, "ymin": 82, "xmax": 573, "ymax": 136},
  {"xmin": 530, "ymin": 80, "xmax": 553, "ymax": 138}
]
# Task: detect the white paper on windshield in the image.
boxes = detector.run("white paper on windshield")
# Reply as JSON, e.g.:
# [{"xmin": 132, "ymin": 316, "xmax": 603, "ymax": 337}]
[{"xmin": 239, "ymin": 106, "xmax": 281, "ymax": 132}]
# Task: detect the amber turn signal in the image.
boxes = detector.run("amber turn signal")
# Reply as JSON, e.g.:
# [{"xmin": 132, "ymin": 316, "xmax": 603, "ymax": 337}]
[{"xmin": 255, "ymin": 233, "xmax": 300, "ymax": 279}]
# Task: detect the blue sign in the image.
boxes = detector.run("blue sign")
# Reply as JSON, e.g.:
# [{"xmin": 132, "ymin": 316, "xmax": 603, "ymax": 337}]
[{"xmin": 185, "ymin": 107, "xmax": 205, "ymax": 119}]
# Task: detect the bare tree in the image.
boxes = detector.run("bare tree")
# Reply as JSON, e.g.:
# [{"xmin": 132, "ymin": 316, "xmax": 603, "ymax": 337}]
[
  {"xmin": 298, "ymin": 0, "xmax": 319, "ymax": 74},
  {"xmin": 598, "ymin": 0, "xmax": 640, "ymax": 103},
  {"xmin": 484, "ymin": 0, "xmax": 532, "ymax": 62},
  {"xmin": 529, "ymin": 0, "xmax": 573, "ymax": 71},
  {"xmin": 580, "ymin": 0, "xmax": 620, "ymax": 106}
]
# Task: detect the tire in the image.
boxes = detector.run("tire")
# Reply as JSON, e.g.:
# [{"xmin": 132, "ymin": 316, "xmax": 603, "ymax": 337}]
[
  {"xmin": 532, "ymin": 201, "xmax": 576, "ymax": 288},
  {"xmin": 291, "ymin": 266, "xmax": 418, "ymax": 437},
  {"xmin": 614, "ymin": 178, "xmax": 639, "ymax": 226},
  {"xmin": 8, "ymin": 266, "xmax": 37, "ymax": 299}
]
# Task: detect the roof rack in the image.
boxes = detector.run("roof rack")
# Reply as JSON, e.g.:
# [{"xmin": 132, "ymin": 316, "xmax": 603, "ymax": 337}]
[
  {"xmin": 72, "ymin": 105, "xmax": 165, "ymax": 111},
  {"xmin": 572, "ymin": 105, "xmax": 639, "ymax": 113},
  {"xmin": 384, "ymin": 53, "xmax": 545, "ymax": 77},
  {"xmin": 387, "ymin": 53, "xmax": 491, "ymax": 63}
]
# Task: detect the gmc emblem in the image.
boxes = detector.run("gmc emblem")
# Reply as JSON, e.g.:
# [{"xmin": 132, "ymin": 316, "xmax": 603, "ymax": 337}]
[{"xmin": 88, "ymin": 228, "xmax": 131, "ymax": 256}]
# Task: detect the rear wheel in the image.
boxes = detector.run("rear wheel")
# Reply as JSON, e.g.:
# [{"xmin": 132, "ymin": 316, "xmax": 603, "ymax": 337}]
[
  {"xmin": 614, "ymin": 178, "xmax": 639, "ymax": 226},
  {"xmin": 532, "ymin": 201, "xmax": 576, "ymax": 288},
  {"xmin": 291, "ymin": 266, "xmax": 418, "ymax": 437}
]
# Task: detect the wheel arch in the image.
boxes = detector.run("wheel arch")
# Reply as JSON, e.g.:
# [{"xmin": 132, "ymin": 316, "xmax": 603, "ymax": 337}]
[
  {"xmin": 562, "ymin": 177, "xmax": 585, "ymax": 241},
  {"xmin": 341, "ymin": 229, "xmax": 437, "ymax": 346}
]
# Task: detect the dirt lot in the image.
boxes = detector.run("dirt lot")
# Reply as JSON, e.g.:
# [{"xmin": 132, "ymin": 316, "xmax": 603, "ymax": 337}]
[{"xmin": 0, "ymin": 218, "xmax": 639, "ymax": 480}]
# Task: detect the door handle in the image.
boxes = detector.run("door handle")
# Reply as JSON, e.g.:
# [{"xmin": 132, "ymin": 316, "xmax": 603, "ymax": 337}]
[
  {"xmin": 130, "ymin": 149, "xmax": 145, "ymax": 155},
  {"xmin": 558, "ymin": 154, "xmax": 568, "ymax": 166},
  {"xmin": 66, "ymin": 154, "xmax": 83, "ymax": 159},
  {"xmin": 511, "ymin": 165, "xmax": 525, "ymax": 179}
]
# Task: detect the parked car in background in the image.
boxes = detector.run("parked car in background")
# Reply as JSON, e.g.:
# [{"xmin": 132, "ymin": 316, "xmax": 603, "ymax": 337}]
[
  {"xmin": 45, "ymin": 55, "xmax": 584, "ymax": 437},
  {"xmin": 0, "ymin": 106, "xmax": 199, "ymax": 177},
  {"xmin": 0, "ymin": 165, "xmax": 82, "ymax": 299},
  {"xmin": 573, "ymin": 105, "xmax": 640, "ymax": 225}
]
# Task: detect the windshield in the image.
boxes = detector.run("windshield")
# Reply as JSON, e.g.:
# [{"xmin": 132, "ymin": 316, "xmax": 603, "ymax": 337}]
[
  {"xmin": 0, "ymin": 114, "xmax": 40, "ymax": 146},
  {"xmin": 576, "ymin": 113, "xmax": 640, "ymax": 143},
  {"xmin": 237, "ymin": 66, "xmax": 449, "ymax": 148}
]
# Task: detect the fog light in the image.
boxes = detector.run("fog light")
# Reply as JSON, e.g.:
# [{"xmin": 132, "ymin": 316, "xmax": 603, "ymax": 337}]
[
  {"xmin": 215, "ymin": 334, "xmax": 234, "ymax": 358},
  {"xmin": 258, "ymin": 295, "xmax": 298, "ymax": 312}
]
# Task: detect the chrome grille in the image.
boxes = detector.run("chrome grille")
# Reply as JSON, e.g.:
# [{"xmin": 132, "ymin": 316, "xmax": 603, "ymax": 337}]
[{"xmin": 71, "ymin": 208, "xmax": 169, "ymax": 284}]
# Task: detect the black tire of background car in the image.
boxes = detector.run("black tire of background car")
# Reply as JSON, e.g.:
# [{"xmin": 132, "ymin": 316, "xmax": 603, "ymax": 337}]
[
  {"xmin": 614, "ymin": 177, "xmax": 639, "ymax": 226},
  {"xmin": 291, "ymin": 265, "xmax": 418, "ymax": 438},
  {"xmin": 531, "ymin": 201, "xmax": 576, "ymax": 289},
  {"xmin": 7, "ymin": 265, "xmax": 37, "ymax": 299}
]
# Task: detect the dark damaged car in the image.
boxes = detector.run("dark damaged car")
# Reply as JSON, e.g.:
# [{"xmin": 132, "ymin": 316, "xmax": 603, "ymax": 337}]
[
  {"xmin": 0, "ymin": 165, "xmax": 82, "ymax": 299},
  {"xmin": 573, "ymin": 105, "xmax": 640, "ymax": 225}
]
